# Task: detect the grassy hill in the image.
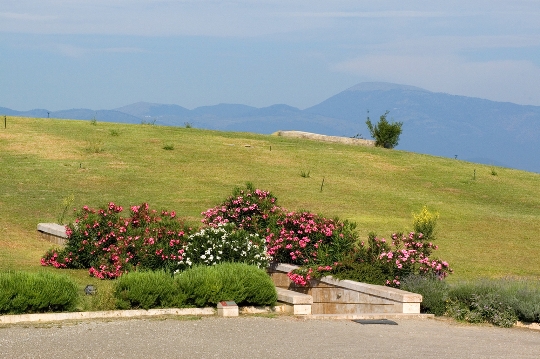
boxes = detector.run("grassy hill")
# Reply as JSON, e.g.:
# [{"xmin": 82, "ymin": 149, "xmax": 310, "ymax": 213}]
[{"xmin": 1, "ymin": 116, "xmax": 539, "ymax": 281}]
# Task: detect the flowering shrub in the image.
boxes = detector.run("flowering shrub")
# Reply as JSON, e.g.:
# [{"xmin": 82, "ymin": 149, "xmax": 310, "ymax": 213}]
[
  {"xmin": 42, "ymin": 186, "xmax": 453, "ymax": 290},
  {"xmin": 202, "ymin": 183, "xmax": 282, "ymax": 234},
  {"xmin": 264, "ymin": 211, "xmax": 358, "ymax": 285},
  {"xmin": 356, "ymin": 232, "xmax": 452, "ymax": 287},
  {"xmin": 177, "ymin": 223, "xmax": 271, "ymax": 270},
  {"xmin": 41, "ymin": 202, "xmax": 190, "ymax": 279},
  {"xmin": 412, "ymin": 206, "xmax": 439, "ymax": 240}
]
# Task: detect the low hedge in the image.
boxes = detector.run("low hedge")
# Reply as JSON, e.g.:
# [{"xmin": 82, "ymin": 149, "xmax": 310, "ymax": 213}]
[
  {"xmin": 112, "ymin": 263, "xmax": 277, "ymax": 310},
  {"xmin": 114, "ymin": 271, "xmax": 186, "ymax": 310},
  {"xmin": 176, "ymin": 263, "xmax": 277, "ymax": 308},
  {"xmin": 0, "ymin": 271, "xmax": 78, "ymax": 314},
  {"xmin": 401, "ymin": 275, "xmax": 540, "ymax": 327}
]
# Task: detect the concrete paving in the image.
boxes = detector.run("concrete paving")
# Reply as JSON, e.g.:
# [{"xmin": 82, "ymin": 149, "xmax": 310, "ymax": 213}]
[{"xmin": 0, "ymin": 316, "xmax": 539, "ymax": 358}]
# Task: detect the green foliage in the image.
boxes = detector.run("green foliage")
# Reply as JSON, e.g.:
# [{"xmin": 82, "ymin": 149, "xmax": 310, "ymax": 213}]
[
  {"xmin": 365, "ymin": 110, "xmax": 403, "ymax": 148},
  {"xmin": 163, "ymin": 144, "xmax": 174, "ymax": 150},
  {"xmin": 447, "ymin": 292, "xmax": 518, "ymax": 328},
  {"xmin": 330, "ymin": 260, "xmax": 388, "ymax": 286},
  {"xmin": 109, "ymin": 129, "xmax": 120, "ymax": 136},
  {"xmin": 300, "ymin": 170, "xmax": 310, "ymax": 178},
  {"xmin": 57, "ymin": 193, "xmax": 75, "ymax": 225},
  {"xmin": 175, "ymin": 263, "xmax": 277, "ymax": 307},
  {"xmin": 412, "ymin": 206, "xmax": 439, "ymax": 240},
  {"xmin": 114, "ymin": 271, "xmax": 185, "ymax": 310},
  {"xmin": 401, "ymin": 274, "xmax": 449, "ymax": 316},
  {"xmin": 0, "ymin": 271, "xmax": 78, "ymax": 314},
  {"xmin": 445, "ymin": 278, "xmax": 540, "ymax": 327}
]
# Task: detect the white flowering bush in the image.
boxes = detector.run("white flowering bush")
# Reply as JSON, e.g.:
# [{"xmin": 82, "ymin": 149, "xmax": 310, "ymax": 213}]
[{"xmin": 177, "ymin": 223, "xmax": 271, "ymax": 270}]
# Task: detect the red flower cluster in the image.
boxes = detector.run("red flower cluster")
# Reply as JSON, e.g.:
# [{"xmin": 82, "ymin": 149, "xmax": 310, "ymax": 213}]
[
  {"xmin": 41, "ymin": 202, "xmax": 190, "ymax": 279},
  {"xmin": 202, "ymin": 187, "xmax": 281, "ymax": 233}
]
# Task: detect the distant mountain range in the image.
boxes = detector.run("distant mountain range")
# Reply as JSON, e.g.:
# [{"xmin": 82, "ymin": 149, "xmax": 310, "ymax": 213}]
[{"xmin": 2, "ymin": 82, "xmax": 540, "ymax": 173}]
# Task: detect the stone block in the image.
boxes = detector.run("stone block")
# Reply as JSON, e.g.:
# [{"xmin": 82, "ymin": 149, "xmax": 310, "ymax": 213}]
[{"xmin": 217, "ymin": 301, "xmax": 238, "ymax": 317}]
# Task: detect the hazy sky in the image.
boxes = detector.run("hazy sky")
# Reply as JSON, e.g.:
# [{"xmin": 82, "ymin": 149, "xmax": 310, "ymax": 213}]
[{"xmin": 1, "ymin": 1, "xmax": 540, "ymax": 111}]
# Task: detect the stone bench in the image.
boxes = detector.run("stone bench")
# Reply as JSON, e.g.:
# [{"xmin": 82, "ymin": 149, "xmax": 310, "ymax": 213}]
[
  {"xmin": 275, "ymin": 287, "xmax": 313, "ymax": 315},
  {"xmin": 269, "ymin": 263, "xmax": 422, "ymax": 315},
  {"xmin": 37, "ymin": 223, "xmax": 67, "ymax": 246}
]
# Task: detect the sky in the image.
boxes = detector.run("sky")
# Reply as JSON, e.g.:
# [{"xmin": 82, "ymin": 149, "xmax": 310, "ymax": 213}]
[{"xmin": 1, "ymin": 1, "xmax": 540, "ymax": 111}]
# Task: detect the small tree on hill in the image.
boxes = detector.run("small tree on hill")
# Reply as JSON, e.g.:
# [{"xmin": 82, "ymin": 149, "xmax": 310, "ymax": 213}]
[{"xmin": 366, "ymin": 110, "xmax": 403, "ymax": 149}]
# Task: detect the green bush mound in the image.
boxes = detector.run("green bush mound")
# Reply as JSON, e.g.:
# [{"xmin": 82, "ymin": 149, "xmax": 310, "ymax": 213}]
[
  {"xmin": 401, "ymin": 275, "xmax": 540, "ymax": 327},
  {"xmin": 112, "ymin": 263, "xmax": 277, "ymax": 310},
  {"xmin": 114, "ymin": 271, "xmax": 186, "ymax": 310},
  {"xmin": 176, "ymin": 263, "xmax": 277, "ymax": 308},
  {"xmin": 330, "ymin": 260, "xmax": 389, "ymax": 286},
  {"xmin": 0, "ymin": 271, "xmax": 78, "ymax": 314},
  {"xmin": 400, "ymin": 274, "xmax": 449, "ymax": 316}
]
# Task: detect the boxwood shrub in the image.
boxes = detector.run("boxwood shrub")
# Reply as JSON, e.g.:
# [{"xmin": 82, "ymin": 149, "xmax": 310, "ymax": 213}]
[
  {"xmin": 0, "ymin": 271, "xmax": 78, "ymax": 314},
  {"xmin": 114, "ymin": 270, "xmax": 186, "ymax": 310},
  {"xmin": 176, "ymin": 263, "xmax": 277, "ymax": 308}
]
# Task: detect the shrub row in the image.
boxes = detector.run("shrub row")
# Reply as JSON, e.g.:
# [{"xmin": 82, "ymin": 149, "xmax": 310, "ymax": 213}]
[
  {"xmin": 204, "ymin": 185, "xmax": 451, "ymax": 287},
  {"xmin": 0, "ymin": 271, "xmax": 78, "ymax": 314},
  {"xmin": 401, "ymin": 275, "xmax": 540, "ymax": 327},
  {"xmin": 114, "ymin": 263, "xmax": 277, "ymax": 309},
  {"xmin": 0, "ymin": 264, "xmax": 277, "ymax": 314},
  {"xmin": 42, "ymin": 184, "xmax": 452, "ymax": 289}
]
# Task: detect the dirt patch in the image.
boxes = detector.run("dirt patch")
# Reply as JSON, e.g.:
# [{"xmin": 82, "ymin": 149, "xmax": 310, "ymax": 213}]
[{"xmin": 1, "ymin": 131, "xmax": 83, "ymax": 160}]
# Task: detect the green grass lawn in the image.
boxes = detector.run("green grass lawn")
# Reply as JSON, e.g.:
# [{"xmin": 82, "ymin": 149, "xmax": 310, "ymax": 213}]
[{"xmin": 1, "ymin": 116, "xmax": 539, "ymax": 282}]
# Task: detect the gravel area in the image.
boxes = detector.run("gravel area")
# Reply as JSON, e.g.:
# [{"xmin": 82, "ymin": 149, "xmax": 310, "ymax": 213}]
[{"xmin": 0, "ymin": 316, "xmax": 539, "ymax": 358}]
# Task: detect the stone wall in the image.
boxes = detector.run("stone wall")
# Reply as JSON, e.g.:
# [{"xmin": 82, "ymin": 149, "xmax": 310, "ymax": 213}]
[{"xmin": 268, "ymin": 263, "xmax": 422, "ymax": 315}]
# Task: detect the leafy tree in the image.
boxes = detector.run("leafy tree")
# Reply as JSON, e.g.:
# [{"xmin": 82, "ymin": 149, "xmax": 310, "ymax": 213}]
[{"xmin": 365, "ymin": 111, "xmax": 403, "ymax": 148}]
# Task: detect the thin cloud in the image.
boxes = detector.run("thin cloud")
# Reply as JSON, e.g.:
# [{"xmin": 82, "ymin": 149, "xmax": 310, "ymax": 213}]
[
  {"xmin": 50, "ymin": 43, "xmax": 145, "ymax": 58},
  {"xmin": 0, "ymin": 12, "xmax": 57, "ymax": 21},
  {"xmin": 284, "ymin": 11, "xmax": 448, "ymax": 19}
]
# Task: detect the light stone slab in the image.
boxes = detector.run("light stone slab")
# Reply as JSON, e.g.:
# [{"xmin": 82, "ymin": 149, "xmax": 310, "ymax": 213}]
[
  {"xmin": 269, "ymin": 263, "xmax": 423, "ymax": 315},
  {"xmin": 0, "ymin": 308, "xmax": 215, "ymax": 325},
  {"xmin": 37, "ymin": 223, "xmax": 68, "ymax": 238}
]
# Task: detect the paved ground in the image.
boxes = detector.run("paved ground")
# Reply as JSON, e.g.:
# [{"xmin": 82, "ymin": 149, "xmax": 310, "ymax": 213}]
[{"xmin": 0, "ymin": 316, "xmax": 539, "ymax": 358}]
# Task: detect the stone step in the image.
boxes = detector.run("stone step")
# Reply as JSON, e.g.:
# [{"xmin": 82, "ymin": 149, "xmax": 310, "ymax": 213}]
[{"xmin": 275, "ymin": 287, "xmax": 312, "ymax": 315}]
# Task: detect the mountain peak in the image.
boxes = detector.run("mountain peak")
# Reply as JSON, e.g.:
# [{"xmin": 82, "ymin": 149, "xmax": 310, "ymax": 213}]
[{"xmin": 346, "ymin": 82, "xmax": 428, "ymax": 93}]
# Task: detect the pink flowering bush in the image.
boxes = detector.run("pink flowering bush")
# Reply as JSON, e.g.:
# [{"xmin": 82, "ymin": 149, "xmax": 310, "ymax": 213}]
[
  {"xmin": 201, "ymin": 185, "xmax": 359, "ymax": 287},
  {"xmin": 264, "ymin": 211, "xmax": 358, "ymax": 285},
  {"xmin": 336, "ymin": 231, "xmax": 453, "ymax": 287},
  {"xmin": 202, "ymin": 183, "xmax": 282, "ymax": 234},
  {"xmin": 41, "ymin": 202, "xmax": 190, "ymax": 279}
]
